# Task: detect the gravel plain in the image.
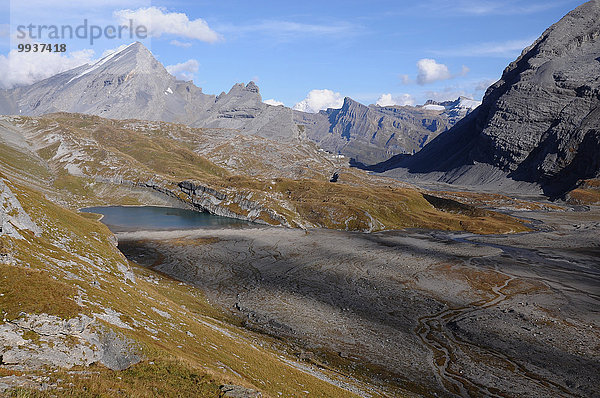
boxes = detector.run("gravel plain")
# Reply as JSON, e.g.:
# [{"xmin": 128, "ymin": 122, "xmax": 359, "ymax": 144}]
[{"xmin": 116, "ymin": 207, "xmax": 600, "ymax": 397}]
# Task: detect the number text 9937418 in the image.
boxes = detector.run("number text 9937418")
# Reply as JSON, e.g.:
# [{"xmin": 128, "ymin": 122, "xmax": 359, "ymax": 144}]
[{"xmin": 18, "ymin": 44, "xmax": 66, "ymax": 52}]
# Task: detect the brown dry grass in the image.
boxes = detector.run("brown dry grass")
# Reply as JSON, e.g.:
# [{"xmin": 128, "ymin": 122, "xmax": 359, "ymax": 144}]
[
  {"xmin": 569, "ymin": 187, "xmax": 600, "ymax": 205},
  {"xmin": 5, "ymin": 360, "xmax": 222, "ymax": 398},
  {"xmin": 436, "ymin": 191, "xmax": 564, "ymax": 211},
  {"xmin": 0, "ymin": 265, "xmax": 85, "ymax": 321}
]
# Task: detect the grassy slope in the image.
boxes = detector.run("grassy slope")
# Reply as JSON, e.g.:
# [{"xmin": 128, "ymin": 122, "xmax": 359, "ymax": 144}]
[
  {"xmin": 1, "ymin": 175, "xmax": 369, "ymax": 397},
  {"xmin": 568, "ymin": 178, "xmax": 600, "ymax": 204}
]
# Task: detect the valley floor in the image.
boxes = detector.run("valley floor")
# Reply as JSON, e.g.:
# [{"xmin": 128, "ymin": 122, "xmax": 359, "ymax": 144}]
[{"xmin": 116, "ymin": 207, "xmax": 600, "ymax": 397}]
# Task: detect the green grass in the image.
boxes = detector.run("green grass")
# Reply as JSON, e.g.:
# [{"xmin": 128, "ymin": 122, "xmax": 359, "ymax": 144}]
[{"xmin": 0, "ymin": 142, "xmax": 52, "ymax": 181}]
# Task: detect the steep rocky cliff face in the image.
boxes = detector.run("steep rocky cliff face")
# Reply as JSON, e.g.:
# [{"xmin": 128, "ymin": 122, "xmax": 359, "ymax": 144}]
[
  {"xmin": 380, "ymin": 0, "xmax": 600, "ymax": 196},
  {"xmin": 294, "ymin": 97, "xmax": 478, "ymax": 165}
]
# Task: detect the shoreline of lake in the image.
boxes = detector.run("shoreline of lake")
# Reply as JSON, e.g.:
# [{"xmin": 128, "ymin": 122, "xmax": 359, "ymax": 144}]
[{"xmin": 80, "ymin": 205, "xmax": 254, "ymax": 233}]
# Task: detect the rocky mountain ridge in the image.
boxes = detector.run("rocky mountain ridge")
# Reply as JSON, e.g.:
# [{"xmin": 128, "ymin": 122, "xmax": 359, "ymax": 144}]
[
  {"xmin": 0, "ymin": 43, "xmax": 301, "ymax": 141},
  {"xmin": 0, "ymin": 42, "xmax": 478, "ymax": 164},
  {"xmin": 294, "ymin": 96, "xmax": 479, "ymax": 164}
]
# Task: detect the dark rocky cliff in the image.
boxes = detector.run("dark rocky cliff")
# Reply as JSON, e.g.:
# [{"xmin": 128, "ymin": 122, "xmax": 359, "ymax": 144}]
[{"xmin": 379, "ymin": 0, "xmax": 600, "ymax": 197}]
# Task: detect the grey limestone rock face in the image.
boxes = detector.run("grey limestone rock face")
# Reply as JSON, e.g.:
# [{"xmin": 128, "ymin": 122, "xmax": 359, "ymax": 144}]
[
  {"xmin": 189, "ymin": 82, "xmax": 302, "ymax": 141},
  {"xmin": 0, "ymin": 178, "xmax": 41, "ymax": 239},
  {"xmin": 220, "ymin": 384, "xmax": 262, "ymax": 398},
  {"xmin": 382, "ymin": 0, "xmax": 600, "ymax": 196},
  {"xmin": 10, "ymin": 43, "xmax": 179, "ymax": 122},
  {"xmin": 177, "ymin": 181, "xmax": 291, "ymax": 227},
  {"xmin": 0, "ymin": 42, "xmax": 302, "ymax": 142}
]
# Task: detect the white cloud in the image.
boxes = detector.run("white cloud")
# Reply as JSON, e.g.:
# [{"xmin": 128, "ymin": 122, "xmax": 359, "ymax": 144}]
[
  {"xmin": 408, "ymin": 59, "xmax": 470, "ymax": 85},
  {"xmin": 166, "ymin": 59, "xmax": 199, "ymax": 81},
  {"xmin": 376, "ymin": 93, "xmax": 415, "ymax": 107},
  {"xmin": 170, "ymin": 40, "xmax": 193, "ymax": 48},
  {"xmin": 293, "ymin": 89, "xmax": 344, "ymax": 113},
  {"xmin": 264, "ymin": 99, "xmax": 285, "ymax": 106},
  {"xmin": 114, "ymin": 7, "xmax": 222, "ymax": 43},
  {"xmin": 416, "ymin": 58, "xmax": 451, "ymax": 85},
  {"xmin": 0, "ymin": 48, "xmax": 95, "ymax": 89}
]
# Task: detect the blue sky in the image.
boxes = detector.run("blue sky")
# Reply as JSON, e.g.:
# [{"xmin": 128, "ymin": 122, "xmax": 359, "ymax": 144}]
[{"xmin": 0, "ymin": 0, "xmax": 587, "ymax": 111}]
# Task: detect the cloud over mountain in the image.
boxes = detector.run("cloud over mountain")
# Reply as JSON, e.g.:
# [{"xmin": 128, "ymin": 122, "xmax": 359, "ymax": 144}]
[
  {"xmin": 165, "ymin": 59, "xmax": 199, "ymax": 81},
  {"xmin": 416, "ymin": 58, "xmax": 452, "ymax": 85},
  {"xmin": 114, "ymin": 7, "xmax": 222, "ymax": 43},
  {"xmin": 293, "ymin": 89, "xmax": 344, "ymax": 113},
  {"xmin": 376, "ymin": 93, "xmax": 415, "ymax": 107},
  {"xmin": 264, "ymin": 99, "xmax": 285, "ymax": 106},
  {"xmin": 0, "ymin": 49, "xmax": 95, "ymax": 88}
]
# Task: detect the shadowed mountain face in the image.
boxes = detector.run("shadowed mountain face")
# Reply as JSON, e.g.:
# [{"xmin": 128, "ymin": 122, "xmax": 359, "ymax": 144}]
[
  {"xmin": 294, "ymin": 96, "xmax": 479, "ymax": 164},
  {"xmin": 376, "ymin": 0, "xmax": 600, "ymax": 197}
]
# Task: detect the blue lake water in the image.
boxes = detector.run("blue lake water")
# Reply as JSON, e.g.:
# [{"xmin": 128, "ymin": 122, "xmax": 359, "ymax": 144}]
[{"xmin": 81, "ymin": 206, "xmax": 252, "ymax": 231}]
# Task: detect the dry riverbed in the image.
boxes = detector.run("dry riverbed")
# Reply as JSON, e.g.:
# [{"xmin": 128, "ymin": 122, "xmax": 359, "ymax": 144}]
[{"xmin": 116, "ymin": 208, "xmax": 600, "ymax": 397}]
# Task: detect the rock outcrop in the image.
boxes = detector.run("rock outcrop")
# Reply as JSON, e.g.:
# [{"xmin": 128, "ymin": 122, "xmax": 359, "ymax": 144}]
[
  {"xmin": 0, "ymin": 178, "xmax": 41, "ymax": 239},
  {"xmin": 0, "ymin": 314, "xmax": 141, "ymax": 371},
  {"xmin": 377, "ymin": 0, "xmax": 600, "ymax": 196},
  {"xmin": 177, "ymin": 181, "xmax": 291, "ymax": 227},
  {"xmin": 220, "ymin": 384, "xmax": 262, "ymax": 398}
]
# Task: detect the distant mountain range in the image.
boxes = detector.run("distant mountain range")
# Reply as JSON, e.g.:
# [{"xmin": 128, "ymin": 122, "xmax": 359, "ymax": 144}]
[
  {"xmin": 370, "ymin": 0, "xmax": 600, "ymax": 197},
  {"xmin": 294, "ymin": 96, "xmax": 479, "ymax": 164},
  {"xmin": 0, "ymin": 42, "xmax": 478, "ymax": 164}
]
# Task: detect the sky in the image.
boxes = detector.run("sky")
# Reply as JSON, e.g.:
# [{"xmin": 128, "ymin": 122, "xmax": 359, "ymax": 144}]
[{"xmin": 0, "ymin": 0, "xmax": 587, "ymax": 112}]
